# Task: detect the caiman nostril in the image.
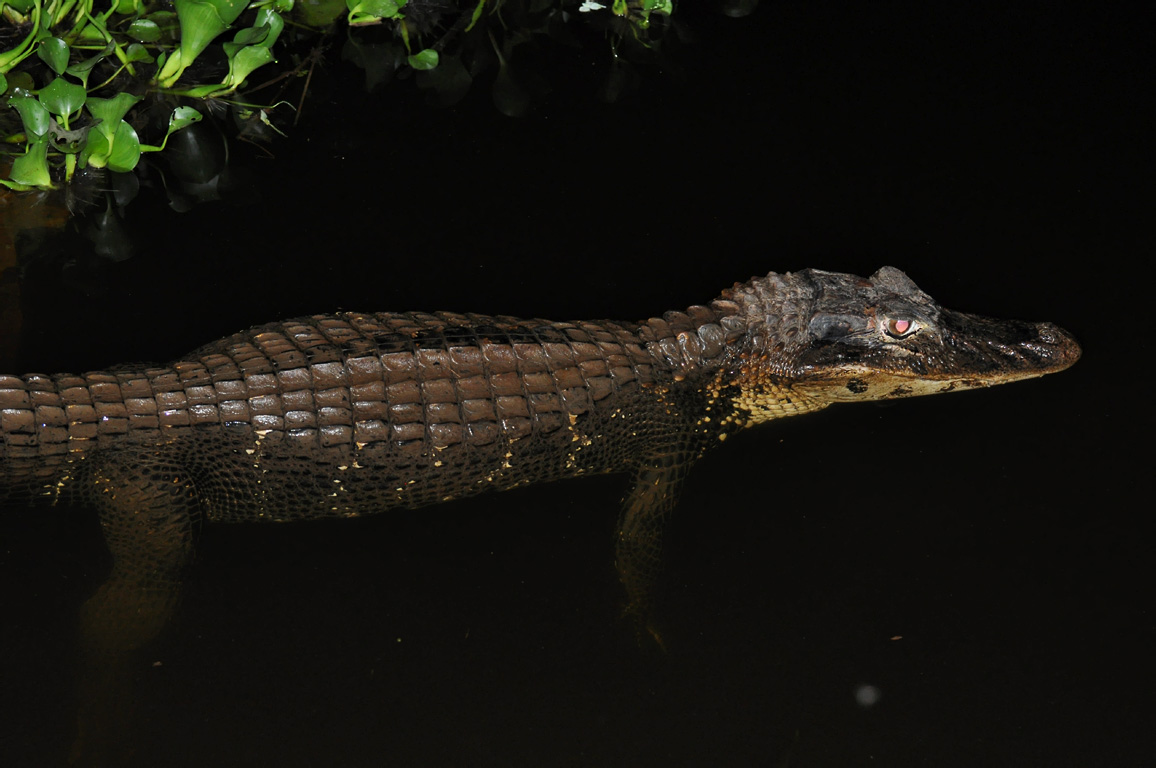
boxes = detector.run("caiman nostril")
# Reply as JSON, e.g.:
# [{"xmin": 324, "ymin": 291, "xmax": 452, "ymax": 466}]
[{"xmin": 1037, "ymin": 322, "xmax": 1082, "ymax": 367}]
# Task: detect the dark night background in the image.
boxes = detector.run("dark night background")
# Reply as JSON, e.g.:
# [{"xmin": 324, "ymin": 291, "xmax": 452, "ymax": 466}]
[{"xmin": 1, "ymin": 1, "xmax": 1151, "ymax": 765}]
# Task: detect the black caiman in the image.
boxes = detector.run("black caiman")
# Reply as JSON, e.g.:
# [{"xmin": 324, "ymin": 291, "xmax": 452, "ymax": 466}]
[{"xmin": 0, "ymin": 266, "xmax": 1080, "ymax": 643}]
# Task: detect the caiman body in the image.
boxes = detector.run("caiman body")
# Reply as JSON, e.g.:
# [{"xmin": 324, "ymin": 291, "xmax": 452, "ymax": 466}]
[{"xmin": 0, "ymin": 267, "xmax": 1080, "ymax": 641}]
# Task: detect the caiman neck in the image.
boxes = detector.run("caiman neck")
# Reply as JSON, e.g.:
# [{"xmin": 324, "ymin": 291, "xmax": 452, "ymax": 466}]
[
  {"xmin": 698, "ymin": 353, "xmax": 830, "ymax": 439},
  {"xmin": 634, "ymin": 290, "xmax": 830, "ymax": 438}
]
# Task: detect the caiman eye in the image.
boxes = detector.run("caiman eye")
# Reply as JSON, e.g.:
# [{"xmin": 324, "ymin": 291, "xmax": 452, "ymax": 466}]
[{"xmin": 884, "ymin": 317, "xmax": 919, "ymax": 339}]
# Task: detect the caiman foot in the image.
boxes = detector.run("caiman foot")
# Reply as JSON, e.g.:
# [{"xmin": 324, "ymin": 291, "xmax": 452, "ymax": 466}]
[{"xmin": 622, "ymin": 599, "xmax": 667, "ymax": 653}]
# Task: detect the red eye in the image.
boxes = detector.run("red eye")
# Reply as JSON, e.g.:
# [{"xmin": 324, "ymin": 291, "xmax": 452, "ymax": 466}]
[{"xmin": 885, "ymin": 317, "xmax": 918, "ymax": 338}]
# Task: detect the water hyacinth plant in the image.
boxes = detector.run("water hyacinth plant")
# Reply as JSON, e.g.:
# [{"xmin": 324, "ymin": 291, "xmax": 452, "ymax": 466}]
[
  {"xmin": 0, "ymin": 0, "xmax": 309, "ymax": 189},
  {"xmin": 1, "ymin": 0, "xmax": 677, "ymax": 193}
]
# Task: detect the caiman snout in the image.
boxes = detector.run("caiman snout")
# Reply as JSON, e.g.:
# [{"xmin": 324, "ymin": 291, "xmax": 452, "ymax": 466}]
[
  {"xmin": 939, "ymin": 311, "xmax": 1082, "ymax": 379},
  {"xmin": 786, "ymin": 303, "xmax": 1081, "ymax": 405},
  {"xmin": 1034, "ymin": 322, "xmax": 1082, "ymax": 370}
]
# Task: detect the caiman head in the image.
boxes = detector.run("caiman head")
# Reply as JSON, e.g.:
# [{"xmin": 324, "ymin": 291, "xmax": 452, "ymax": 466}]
[{"xmin": 708, "ymin": 266, "xmax": 1081, "ymax": 423}]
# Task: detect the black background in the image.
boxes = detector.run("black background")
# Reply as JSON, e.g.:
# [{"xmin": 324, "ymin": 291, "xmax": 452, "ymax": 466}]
[{"xmin": 1, "ymin": 1, "xmax": 1151, "ymax": 765}]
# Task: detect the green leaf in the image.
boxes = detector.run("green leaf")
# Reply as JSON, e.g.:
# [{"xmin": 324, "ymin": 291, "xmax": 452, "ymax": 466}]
[
  {"xmin": 295, "ymin": 0, "xmax": 341, "ymax": 26},
  {"xmin": 222, "ymin": 45, "xmax": 274, "ymax": 89},
  {"xmin": 65, "ymin": 45, "xmax": 113, "ymax": 88},
  {"xmin": 37, "ymin": 38, "xmax": 69, "ymax": 75},
  {"xmin": 10, "ymin": 95, "xmax": 51, "ymax": 137},
  {"xmin": 86, "ymin": 93, "xmax": 143, "ymax": 142},
  {"xmin": 9, "ymin": 135, "xmax": 53, "ymax": 188},
  {"xmin": 106, "ymin": 120, "xmax": 142, "ymax": 172},
  {"xmin": 0, "ymin": 74, "xmax": 7, "ymax": 95},
  {"xmin": 140, "ymin": 106, "xmax": 203, "ymax": 152},
  {"xmin": 188, "ymin": 0, "xmax": 250, "ymax": 27},
  {"xmin": 38, "ymin": 78, "xmax": 87, "ymax": 119},
  {"xmin": 80, "ymin": 119, "xmax": 142, "ymax": 172},
  {"xmin": 217, "ymin": 10, "xmax": 284, "ymax": 92},
  {"xmin": 123, "ymin": 44, "xmax": 155, "ymax": 64},
  {"xmin": 255, "ymin": 9, "xmax": 285, "ymax": 46},
  {"xmin": 149, "ymin": 10, "xmax": 179, "ymax": 27},
  {"xmin": 5, "ymin": 72, "xmax": 34, "ymax": 92},
  {"xmin": 80, "ymin": 127, "xmax": 110, "ymax": 168},
  {"xmin": 156, "ymin": 0, "xmax": 252, "ymax": 86},
  {"xmin": 347, "ymin": 0, "xmax": 403, "ymax": 22},
  {"xmin": 231, "ymin": 23, "xmax": 272, "ymax": 48},
  {"xmin": 169, "ymin": 106, "xmax": 203, "ymax": 132},
  {"xmin": 465, "ymin": 0, "xmax": 485, "ymax": 32},
  {"xmin": 128, "ymin": 19, "xmax": 162, "ymax": 42},
  {"xmin": 407, "ymin": 49, "xmax": 438, "ymax": 71},
  {"xmin": 175, "ymin": 1, "xmax": 232, "ymax": 59}
]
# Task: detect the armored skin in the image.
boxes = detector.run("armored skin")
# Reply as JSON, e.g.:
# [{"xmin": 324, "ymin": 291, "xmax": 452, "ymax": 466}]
[{"xmin": 0, "ymin": 267, "xmax": 1080, "ymax": 641}]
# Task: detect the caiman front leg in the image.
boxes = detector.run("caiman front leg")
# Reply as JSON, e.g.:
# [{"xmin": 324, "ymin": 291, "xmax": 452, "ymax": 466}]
[{"xmin": 615, "ymin": 449, "xmax": 696, "ymax": 649}]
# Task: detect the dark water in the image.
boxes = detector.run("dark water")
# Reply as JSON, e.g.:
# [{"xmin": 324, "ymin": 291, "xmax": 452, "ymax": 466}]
[{"xmin": 1, "ymin": 2, "xmax": 1151, "ymax": 766}]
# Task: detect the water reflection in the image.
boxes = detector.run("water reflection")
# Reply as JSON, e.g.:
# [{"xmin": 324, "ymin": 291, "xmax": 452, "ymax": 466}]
[{"xmin": 6, "ymin": 476, "xmax": 681, "ymax": 765}]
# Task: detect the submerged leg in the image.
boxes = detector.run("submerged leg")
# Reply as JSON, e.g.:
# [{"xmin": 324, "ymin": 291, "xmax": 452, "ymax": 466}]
[
  {"xmin": 82, "ymin": 450, "xmax": 202, "ymax": 651},
  {"xmin": 73, "ymin": 450, "xmax": 202, "ymax": 765},
  {"xmin": 615, "ymin": 453, "xmax": 694, "ymax": 649}
]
